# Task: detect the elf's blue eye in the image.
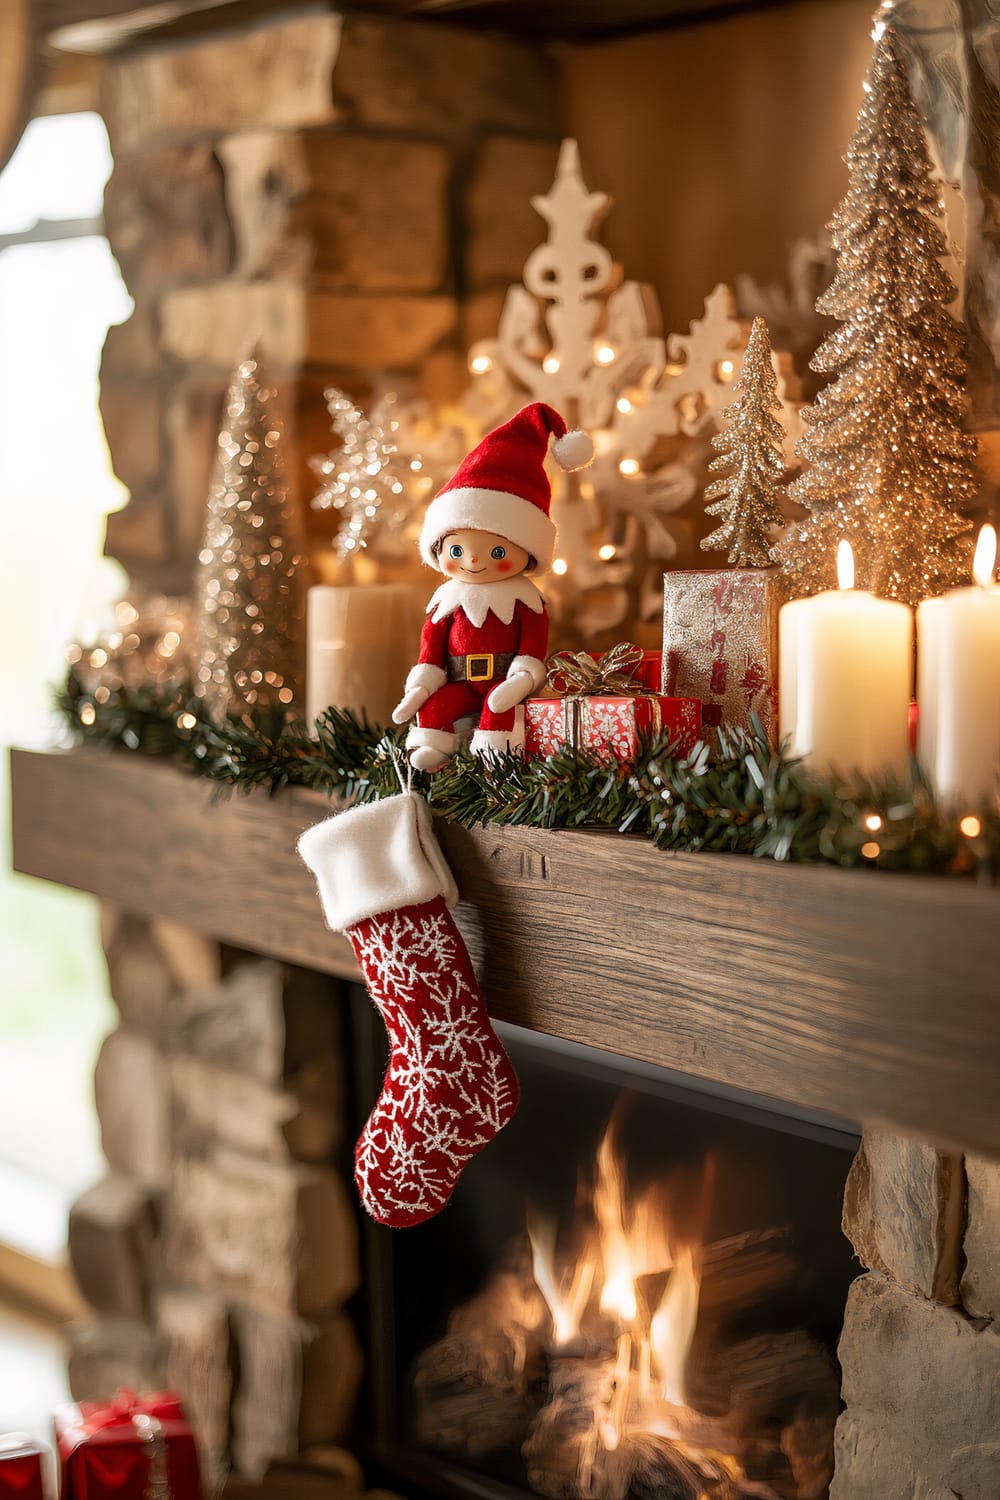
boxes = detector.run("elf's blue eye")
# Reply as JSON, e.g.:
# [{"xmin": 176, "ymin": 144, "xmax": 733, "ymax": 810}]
[
  {"xmin": 449, "ymin": 544, "xmax": 464, "ymax": 559},
  {"xmin": 490, "ymin": 545, "xmax": 506, "ymax": 560}
]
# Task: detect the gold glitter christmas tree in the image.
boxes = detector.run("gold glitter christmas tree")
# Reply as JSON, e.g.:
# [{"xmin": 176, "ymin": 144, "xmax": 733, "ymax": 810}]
[
  {"xmin": 776, "ymin": 20, "xmax": 977, "ymax": 605},
  {"xmin": 192, "ymin": 348, "xmax": 305, "ymax": 723},
  {"xmin": 701, "ymin": 317, "xmax": 786, "ymax": 567}
]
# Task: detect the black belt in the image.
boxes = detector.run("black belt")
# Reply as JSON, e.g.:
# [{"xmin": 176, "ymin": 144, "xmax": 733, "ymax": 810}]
[{"xmin": 447, "ymin": 651, "xmax": 514, "ymax": 683}]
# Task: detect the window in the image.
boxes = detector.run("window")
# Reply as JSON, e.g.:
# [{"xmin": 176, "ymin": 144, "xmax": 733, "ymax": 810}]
[{"xmin": 0, "ymin": 113, "xmax": 131, "ymax": 1261}]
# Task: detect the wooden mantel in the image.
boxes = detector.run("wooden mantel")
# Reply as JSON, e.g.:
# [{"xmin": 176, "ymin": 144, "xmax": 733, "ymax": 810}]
[{"xmin": 10, "ymin": 746, "xmax": 1000, "ymax": 1158}]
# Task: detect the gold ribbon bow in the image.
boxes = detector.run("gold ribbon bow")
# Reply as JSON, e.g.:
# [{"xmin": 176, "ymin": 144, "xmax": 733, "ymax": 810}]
[{"xmin": 546, "ymin": 641, "xmax": 648, "ymax": 697}]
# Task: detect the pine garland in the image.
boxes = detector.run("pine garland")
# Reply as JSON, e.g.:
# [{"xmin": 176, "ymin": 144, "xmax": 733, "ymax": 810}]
[{"xmin": 56, "ymin": 668, "xmax": 999, "ymax": 878}]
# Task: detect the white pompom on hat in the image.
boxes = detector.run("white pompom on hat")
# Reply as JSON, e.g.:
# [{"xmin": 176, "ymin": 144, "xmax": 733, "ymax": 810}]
[{"xmin": 418, "ymin": 402, "xmax": 593, "ymax": 574}]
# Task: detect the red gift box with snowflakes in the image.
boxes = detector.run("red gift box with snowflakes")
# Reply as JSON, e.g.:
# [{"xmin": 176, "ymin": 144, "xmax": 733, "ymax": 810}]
[
  {"xmin": 55, "ymin": 1392, "xmax": 201, "ymax": 1500},
  {"xmin": 0, "ymin": 1436, "xmax": 47, "ymax": 1500},
  {"xmin": 525, "ymin": 692, "xmax": 701, "ymax": 762},
  {"xmin": 526, "ymin": 644, "xmax": 701, "ymax": 763}
]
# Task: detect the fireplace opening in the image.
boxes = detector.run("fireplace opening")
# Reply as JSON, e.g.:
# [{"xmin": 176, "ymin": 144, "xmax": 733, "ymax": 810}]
[{"xmin": 353, "ymin": 998, "xmax": 860, "ymax": 1500}]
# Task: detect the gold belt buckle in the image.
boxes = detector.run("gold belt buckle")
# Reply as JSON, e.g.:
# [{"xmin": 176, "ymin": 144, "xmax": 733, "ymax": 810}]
[{"xmin": 466, "ymin": 653, "xmax": 494, "ymax": 682}]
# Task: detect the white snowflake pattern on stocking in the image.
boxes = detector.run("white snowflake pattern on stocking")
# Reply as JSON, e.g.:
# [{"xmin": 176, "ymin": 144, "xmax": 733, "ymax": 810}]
[{"xmin": 348, "ymin": 897, "xmax": 518, "ymax": 1227}]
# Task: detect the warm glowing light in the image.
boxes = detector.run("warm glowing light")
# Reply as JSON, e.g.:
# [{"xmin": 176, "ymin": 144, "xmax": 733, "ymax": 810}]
[
  {"xmin": 618, "ymin": 457, "xmax": 640, "ymax": 477},
  {"xmin": 79, "ymin": 704, "xmax": 96, "ymax": 726},
  {"xmin": 972, "ymin": 524, "xmax": 998, "ymax": 588},
  {"xmin": 716, "ymin": 358, "xmax": 736, "ymax": 381},
  {"xmin": 89, "ymin": 647, "xmax": 108, "ymax": 668},
  {"xmin": 595, "ymin": 343, "xmax": 617, "ymax": 365},
  {"xmin": 522, "ymin": 1114, "xmax": 734, "ymax": 1477},
  {"xmin": 960, "ymin": 815, "xmax": 983, "ymax": 838},
  {"xmin": 837, "ymin": 540, "xmax": 855, "ymax": 591},
  {"xmin": 527, "ymin": 1211, "xmax": 594, "ymax": 1346},
  {"xmin": 542, "ymin": 355, "xmax": 561, "ymax": 374},
  {"xmin": 551, "ymin": 557, "xmax": 568, "ymax": 576},
  {"xmin": 861, "ymin": 841, "xmax": 881, "ymax": 859},
  {"xmin": 177, "ymin": 711, "xmax": 197, "ymax": 730},
  {"xmin": 864, "ymin": 813, "xmax": 883, "ymax": 832},
  {"xmin": 598, "ymin": 1333, "xmax": 633, "ymax": 1452},
  {"xmin": 616, "ymin": 396, "xmax": 633, "ymax": 414},
  {"xmin": 409, "ymin": 458, "xmax": 423, "ymax": 472},
  {"xmin": 598, "ymin": 544, "xmax": 617, "ymax": 561},
  {"xmin": 650, "ymin": 1245, "xmax": 701, "ymax": 1407},
  {"xmin": 594, "ymin": 1125, "xmax": 642, "ymax": 1324},
  {"xmin": 470, "ymin": 353, "xmax": 492, "ymax": 374}
]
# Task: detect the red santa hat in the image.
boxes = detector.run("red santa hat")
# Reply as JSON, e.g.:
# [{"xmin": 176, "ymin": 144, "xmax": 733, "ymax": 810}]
[{"xmin": 419, "ymin": 402, "xmax": 593, "ymax": 574}]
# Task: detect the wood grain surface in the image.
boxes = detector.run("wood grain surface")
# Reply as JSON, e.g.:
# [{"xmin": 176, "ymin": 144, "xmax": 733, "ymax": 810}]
[{"xmin": 10, "ymin": 746, "xmax": 1000, "ymax": 1156}]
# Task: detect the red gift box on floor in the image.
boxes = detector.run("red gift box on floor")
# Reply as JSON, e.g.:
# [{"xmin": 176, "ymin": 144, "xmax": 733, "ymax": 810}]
[
  {"xmin": 525, "ymin": 691, "xmax": 701, "ymax": 762},
  {"xmin": 55, "ymin": 1393, "xmax": 201, "ymax": 1500},
  {"xmin": 0, "ymin": 1435, "xmax": 47, "ymax": 1500}
]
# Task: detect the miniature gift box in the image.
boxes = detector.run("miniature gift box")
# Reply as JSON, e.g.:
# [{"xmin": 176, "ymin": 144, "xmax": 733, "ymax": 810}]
[
  {"xmin": 0, "ymin": 1435, "xmax": 47, "ymax": 1500},
  {"xmin": 55, "ymin": 1392, "xmax": 201, "ymax": 1500},
  {"xmin": 524, "ymin": 643, "xmax": 701, "ymax": 763}
]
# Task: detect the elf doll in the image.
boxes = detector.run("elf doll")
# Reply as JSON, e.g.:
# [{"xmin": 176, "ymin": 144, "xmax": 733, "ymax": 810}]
[{"xmin": 393, "ymin": 401, "xmax": 593, "ymax": 769}]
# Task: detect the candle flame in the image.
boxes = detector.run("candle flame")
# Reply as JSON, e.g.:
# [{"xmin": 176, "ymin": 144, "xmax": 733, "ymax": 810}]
[
  {"xmin": 837, "ymin": 540, "xmax": 855, "ymax": 591},
  {"xmin": 972, "ymin": 524, "xmax": 997, "ymax": 588}
]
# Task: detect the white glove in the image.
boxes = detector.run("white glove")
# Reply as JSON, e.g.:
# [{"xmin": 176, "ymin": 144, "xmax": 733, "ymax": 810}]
[
  {"xmin": 392, "ymin": 685, "xmax": 430, "ymax": 724},
  {"xmin": 487, "ymin": 671, "xmax": 534, "ymax": 715},
  {"xmin": 392, "ymin": 663, "xmax": 447, "ymax": 725}
]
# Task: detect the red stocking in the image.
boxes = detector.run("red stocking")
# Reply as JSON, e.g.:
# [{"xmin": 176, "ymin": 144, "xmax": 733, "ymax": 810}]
[{"xmin": 299, "ymin": 794, "xmax": 518, "ymax": 1228}]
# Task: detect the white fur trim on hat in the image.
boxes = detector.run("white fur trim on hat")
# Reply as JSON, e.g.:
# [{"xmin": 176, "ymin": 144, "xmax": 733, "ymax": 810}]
[
  {"xmin": 419, "ymin": 487, "xmax": 557, "ymax": 573},
  {"xmin": 298, "ymin": 791, "xmax": 458, "ymax": 932},
  {"xmin": 552, "ymin": 430, "xmax": 594, "ymax": 471}
]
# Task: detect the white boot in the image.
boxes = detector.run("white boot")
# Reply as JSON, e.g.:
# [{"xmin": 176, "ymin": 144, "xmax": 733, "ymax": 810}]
[
  {"xmin": 405, "ymin": 725, "xmax": 460, "ymax": 772},
  {"xmin": 470, "ymin": 721, "xmax": 525, "ymax": 760}
]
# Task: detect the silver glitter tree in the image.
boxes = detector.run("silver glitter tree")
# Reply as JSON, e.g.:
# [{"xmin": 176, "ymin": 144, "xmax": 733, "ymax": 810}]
[
  {"xmin": 309, "ymin": 388, "xmax": 411, "ymax": 566},
  {"xmin": 701, "ymin": 317, "xmax": 786, "ymax": 567},
  {"xmin": 192, "ymin": 349, "xmax": 305, "ymax": 722},
  {"xmin": 776, "ymin": 21, "xmax": 977, "ymax": 605}
]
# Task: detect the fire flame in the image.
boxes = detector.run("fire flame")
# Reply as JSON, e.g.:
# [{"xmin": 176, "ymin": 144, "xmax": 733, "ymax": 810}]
[
  {"xmin": 973, "ymin": 523, "xmax": 998, "ymax": 588},
  {"xmin": 528, "ymin": 1114, "xmax": 710, "ymax": 1435}
]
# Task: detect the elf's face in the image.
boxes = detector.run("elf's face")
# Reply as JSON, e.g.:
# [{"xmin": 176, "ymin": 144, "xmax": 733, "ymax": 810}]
[{"xmin": 439, "ymin": 529, "xmax": 531, "ymax": 584}]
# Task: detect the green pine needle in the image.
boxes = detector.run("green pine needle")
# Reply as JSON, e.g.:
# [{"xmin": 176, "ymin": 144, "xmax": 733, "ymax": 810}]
[{"xmin": 55, "ymin": 670, "xmax": 999, "ymax": 878}]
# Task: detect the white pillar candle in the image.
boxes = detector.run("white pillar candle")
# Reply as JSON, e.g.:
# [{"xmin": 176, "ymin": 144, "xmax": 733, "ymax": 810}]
[
  {"xmin": 779, "ymin": 542, "xmax": 913, "ymax": 779},
  {"xmin": 917, "ymin": 525, "xmax": 1000, "ymax": 812},
  {"xmin": 306, "ymin": 584, "xmax": 423, "ymax": 731}
]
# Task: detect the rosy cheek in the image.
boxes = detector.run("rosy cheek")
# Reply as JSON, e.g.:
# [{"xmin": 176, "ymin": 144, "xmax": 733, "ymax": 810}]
[
  {"xmin": 496, "ymin": 560, "xmax": 513, "ymax": 573},
  {"xmin": 443, "ymin": 559, "xmax": 458, "ymax": 573}
]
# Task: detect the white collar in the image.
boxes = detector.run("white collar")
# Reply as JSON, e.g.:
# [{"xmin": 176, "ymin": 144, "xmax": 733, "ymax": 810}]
[{"xmin": 427, "ymin": 574, "xmax": 546, "ymax": 627}]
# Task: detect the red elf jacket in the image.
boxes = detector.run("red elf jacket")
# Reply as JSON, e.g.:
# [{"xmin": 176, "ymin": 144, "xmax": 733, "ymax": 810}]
[{"xmin": 417, "ymin": 577, "xmax": 549, "ymax": 684}]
